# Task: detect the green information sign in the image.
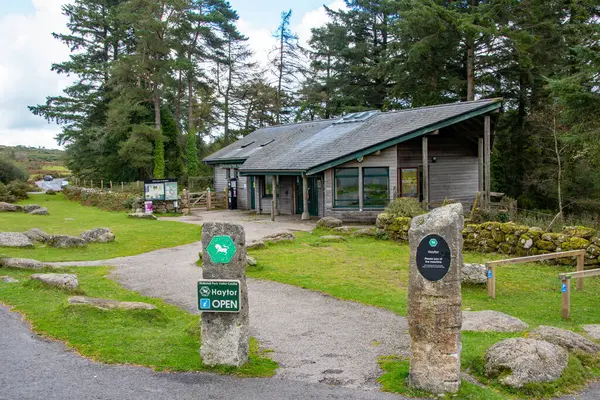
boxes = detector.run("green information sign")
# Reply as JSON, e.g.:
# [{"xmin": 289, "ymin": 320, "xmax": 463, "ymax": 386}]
[
  {"xmin": 197, "ymin": 280, "xmax": 241, "ymax": 312},
  {"xmin": 206, "ymin": 235, "xmax": 237, "ymax": 263}
]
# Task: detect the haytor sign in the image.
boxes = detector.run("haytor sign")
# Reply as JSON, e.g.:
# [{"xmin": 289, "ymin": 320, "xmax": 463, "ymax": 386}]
[
  {"xmin": 198, "ymin": 280, "xmax": 241, "ymax": 312},
  {"xmin": 416, "ymin": 234, "xmax": 451, "ymax": 281}
]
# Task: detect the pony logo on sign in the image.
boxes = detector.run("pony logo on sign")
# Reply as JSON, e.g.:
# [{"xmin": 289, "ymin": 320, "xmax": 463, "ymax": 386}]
[{"xmin": 206, "ymin": 235, "xmax": 237, "ymax": 263}]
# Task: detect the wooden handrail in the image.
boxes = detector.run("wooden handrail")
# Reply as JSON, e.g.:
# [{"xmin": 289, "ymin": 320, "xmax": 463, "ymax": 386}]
[
  {"xmin": 486, "ymin": 250, "xmax": 584, "ymax": 267},
  {"xmin": 559, "ymin": 268, "xmax": 600, "ymax": 320},
  {"xmin": 559, "ymin": 269, "xmax": 600, "ymax": 280},
  {"xmin": 485, "ymin": 250, "xmax": 586, "ymax": 299}
]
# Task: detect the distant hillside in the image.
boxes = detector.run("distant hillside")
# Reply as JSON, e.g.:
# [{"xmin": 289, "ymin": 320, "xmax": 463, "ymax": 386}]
[{"xmin": 0, "ymin": 145, "xmax": 70, "ymax": 178}]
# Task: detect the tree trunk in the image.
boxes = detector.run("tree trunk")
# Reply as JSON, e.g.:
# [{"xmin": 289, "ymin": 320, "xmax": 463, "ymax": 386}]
[
  {"xmin": 176, "ymin": 70, "xmax": 182, "ymax": 131},
  {"xmin": 276, "ymin": 29, "xmax": 284, "ymax": 125},
  {"xmin": 553, "ymin": 111, "xmax": 564, "ymax": 221},
  {"xmin": 224, "ymin": 39, "xmax": 232, "ymax": 141},
  {"xmin": 466, "ymin": 0, "xmax": 477, "ymax": 101}
]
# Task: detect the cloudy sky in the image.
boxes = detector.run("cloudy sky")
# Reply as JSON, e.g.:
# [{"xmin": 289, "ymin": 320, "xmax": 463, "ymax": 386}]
[{"xmin": 0, "ymin": 0, "xmax": 345, "ymax": 150}]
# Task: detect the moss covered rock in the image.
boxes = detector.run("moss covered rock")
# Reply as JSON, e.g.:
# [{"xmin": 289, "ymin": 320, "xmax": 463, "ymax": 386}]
[
  {"xmin": 586, "ymin": 244, "xmax": 600, "ymax": 256},
  {"xmin": 375, "ymin": 212, "xmax": 392, "ymax": 229},
  {"xmin": 498, "ymin": 243, "xmax": 514, "ymax": 254},
  {"xmin": 563, "ymin": 226, "xmax": 596, "ymax": 239},
  {"xmin": 527, "ymin": 227, "xmax": 544, "ymax": 240},
  {"xmin": 500, "ymin": 222, "xmax": 518, "ymax": 234},
  {"xmin": 536, "ymin": 240, "xmax": 556, "ymax": 251},
  {"xmin": 518, "ymin": 234, "xmax": 534, "ymax": 249},
  {"xmin": 492, "ymin": 230, "xmax": 505, "ymax": 243},
  {"xmin": 505, "ymin": 234, "xmax": 519, "ymax": 246},
  {"xmin": 563, "ymin": 237, "xmax": 590, "ymax": 251}
]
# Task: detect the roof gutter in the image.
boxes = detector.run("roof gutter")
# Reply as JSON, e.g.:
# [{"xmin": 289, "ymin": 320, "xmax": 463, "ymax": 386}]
[
  {"xmin": 204, "ymin": 158, "xmax": 247, "ymax": 165},
  {"xmin": 239, "ymin": 170, "xmax": 304, "ymax": 176},
  {"xmin": 306, "ymin": 100, "xmax": 502, "ymax": 176}
]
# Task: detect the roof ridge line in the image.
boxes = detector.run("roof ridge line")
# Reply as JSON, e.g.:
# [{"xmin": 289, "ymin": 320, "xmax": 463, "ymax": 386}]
[{"xmin": 382, "ymin": 98, "xmax": 502, "ymax": 115}]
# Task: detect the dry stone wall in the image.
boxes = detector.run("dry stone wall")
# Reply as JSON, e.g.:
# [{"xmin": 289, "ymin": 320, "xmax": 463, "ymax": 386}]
[{"xmin": 376, "ymin": 213, "xmax": 600, "ymax": 266}]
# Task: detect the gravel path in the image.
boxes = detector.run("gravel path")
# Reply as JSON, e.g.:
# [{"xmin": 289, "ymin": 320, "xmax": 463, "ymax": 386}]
[
  {"xmin": 52, "ymin": 210, "xmax": 410, "ymax": 391},
  {"xmin": 0, "ymin": 303, "xmax": 404, "ymax": 400}
]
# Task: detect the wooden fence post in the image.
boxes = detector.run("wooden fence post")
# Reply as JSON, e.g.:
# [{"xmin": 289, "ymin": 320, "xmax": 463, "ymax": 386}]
[
  {"xmin": 486, "ymin": 263, "xmax": 496, "ymax": 299},
  {"xmin": 207, "ymin": 188, "xmax": 212, "ymax": 210},
  {"xmin": 83, "ymin": 179, "xmax": 86, "ymax": 187},
  {"xmin": 110, "ymin": 181, "xmax": 113, "ymax": 190},
  {"xmin": 576, "ymin": 254, "xmax": 584, "ymax": 291},
  {"xmin": 121, "ymin": 182, "xmax": 124, "ymax": 191},
  {"xmin": 137, "ymin": 180, "xmax": 140, "ymax": 188},
  {"xmin": 561, "ymin": 277, "xmax": 571, "ymax": 320},
  {"xmin": 224, "ymin": 188, "xmax": 229, "ymax": 209},
  {"xmin": 91, "ymin": 180, "xmax": 93, "ymax": 188},
  {"xmin": 101, "ymin": 180, "xmax": 104, "ymax": 190}
]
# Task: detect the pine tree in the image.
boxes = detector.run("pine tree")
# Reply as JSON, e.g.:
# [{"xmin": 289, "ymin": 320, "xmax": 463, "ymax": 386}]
[{"xmin": 153, "ymin": 139, "xmax": 165, "ymax": 179}]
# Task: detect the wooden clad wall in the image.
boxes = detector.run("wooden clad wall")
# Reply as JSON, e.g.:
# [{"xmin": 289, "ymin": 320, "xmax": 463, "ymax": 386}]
[
  {"xmin": 397, "ymin": 132, "xmax": 479, "ymax": 206},
  {"xmin": 213, "ymin": 167, "xmax": 228, "ymax": 192},
  {"xmin": 254, "ymin": 176, "xmax": 294, "ymax": 215},
  {"xmin": 428, "ymin": 135, "xmax": 478, "ymax": 204}
]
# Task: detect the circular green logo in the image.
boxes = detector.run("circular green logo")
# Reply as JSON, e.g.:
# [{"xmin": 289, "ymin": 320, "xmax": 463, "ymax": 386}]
[{"xmin": 429, "ymin": 238, "xmax": 438, "ymax": 247}]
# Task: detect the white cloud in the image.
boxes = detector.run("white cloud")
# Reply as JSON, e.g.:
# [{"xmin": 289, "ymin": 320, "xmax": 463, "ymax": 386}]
[
  {"xmin": 238, "ymin": 0, "xmax": 348, "ymax": 73},
  {"xmin": 0, "ymin": 0, "xmax": 72, "ymax": 149},
  {"xmin": 0, "ymin": 1, "xmax": 348, "ymax": 149}
]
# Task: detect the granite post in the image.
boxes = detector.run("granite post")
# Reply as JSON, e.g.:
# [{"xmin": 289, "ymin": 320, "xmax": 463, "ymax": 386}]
[
  {"xmin": 200, "ymin": 222, "xmax": 249, "ymax": 367},
  {"xmin": 408, "ymin": 203, "xmax": 464, "ymax": 393}
]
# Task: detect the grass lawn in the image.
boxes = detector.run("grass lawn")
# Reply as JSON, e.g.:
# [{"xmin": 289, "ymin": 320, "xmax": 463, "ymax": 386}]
[
  {"xmin": 0, "ymin": 266, "xmax": 276, "ymax": 377},
  {"xmin": 0, "ymin": 194, "xmax": 200, "ymax": 261},
  {"xmin": 247, "ymin": 228, "xmax": 600, "ymax": 398}
]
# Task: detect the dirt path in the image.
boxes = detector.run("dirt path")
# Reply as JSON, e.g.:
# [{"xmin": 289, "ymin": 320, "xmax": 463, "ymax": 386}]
[{"xmin": 53, "ymin": 211, "xmax": 410, "ymax": 391}]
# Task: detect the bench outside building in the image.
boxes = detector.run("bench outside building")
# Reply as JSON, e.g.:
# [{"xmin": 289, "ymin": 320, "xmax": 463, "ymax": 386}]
[{"xmin": 203, "ymin": 98, "xmax": 502, "ymax": 222}]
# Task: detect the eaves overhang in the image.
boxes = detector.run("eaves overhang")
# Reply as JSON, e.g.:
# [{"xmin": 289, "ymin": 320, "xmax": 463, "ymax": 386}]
[{"xmin": 306, "ymin": 99, "xmax": 502, "ymax": 176}]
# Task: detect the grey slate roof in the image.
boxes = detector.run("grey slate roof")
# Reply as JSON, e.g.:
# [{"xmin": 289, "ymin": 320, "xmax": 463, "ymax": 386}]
[{"xmin": 204, "ymin": 98, "xmax": 502, "ymax": 174}]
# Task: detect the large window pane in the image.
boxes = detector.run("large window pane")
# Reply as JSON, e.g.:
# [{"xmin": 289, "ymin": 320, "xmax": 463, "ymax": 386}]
[
  {"xmin": 264, "ymin": 175, "xmax": 273, "ymax": 196},
  {"xmin": 363, "ymin": 167, "xmax": 389, "ymax": 207},
  {"xmin": 401, "ymin": 168, "xmax": 418, "ymax": 197},
  {"xmin": 334, "ymin": 168, "xmax": 359, "ymax": 207}
]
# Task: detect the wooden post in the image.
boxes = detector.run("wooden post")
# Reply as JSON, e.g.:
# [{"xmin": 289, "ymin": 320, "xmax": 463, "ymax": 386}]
[
  {"xmin": 271, "ymin": 175, "xmax": 278, "ymax": 218},
  {"xmin": 257, "ymin": 178, "xmax": 262, "ymax": 215},
  {"xmin": 301, "ymin": 174, "xmax": 309, "ymax": 220},
  {"xmin": 484, "ymin": 116, "xmax": 491, "ymax": 210},
  {"xmin": 561, "ymin": 277, "xmax": 571, "ymax": 320},
  {"xmin": 576, "ymin": 254, "xmax": 584, "ymax": 290},
  {"xmin": 137, "ymin": 180, "xmax": 140, "ymax": 188},
  {"xmin": 224, "ymin": 188, "xmax": 229, "ymax": 209},
  {"xmin": 121, "ymin": 182, "xmax": 124, "ymax": 191},
  {"xmin": 110, "ymin": 181, "xmax": 113, "ymax": 190},
  {"xmin": 478, "ymin": 137, "xmax": 484, "ymax": 208},
  {"xmin": 83, "ymin": 179, "xmax": 86, "ymax": 187},
  {"xmin": 207, "ymin": 188, "xmax": 212, "ymax": 210},
  {"xmin": 358, "ymin": 167, "xmax": 364, "ymax": 210},
  {"xmin": 422, "ymin": 136, "xmax": 429, "ymax": 210},
  {"xmin": 91, "ymin": 180, "xmax": 93, "ymax": 188},
  {"xmin": 271, "ymin": 200, "xmax": 275, "ymax": 221},
  {"xmin": 486, "ymin": 263, "xmax": 496, "ymax": 299}
]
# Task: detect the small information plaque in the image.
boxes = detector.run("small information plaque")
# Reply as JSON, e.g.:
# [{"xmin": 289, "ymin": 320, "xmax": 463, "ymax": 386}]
[{"xmin": 416, "ymin": 234, "xmax": 451, "ymax": 281}]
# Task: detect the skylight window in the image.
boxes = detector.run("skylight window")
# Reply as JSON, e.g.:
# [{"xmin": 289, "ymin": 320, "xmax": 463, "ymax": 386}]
[
  {"xmin": 240, "ymin": 141, "xmax": 255, "ymax": 148},
  {"xmin": 260, "ymin": 139, "xmax": 275, "ymax": 147},
  {"xmin": 334, "ymin": 110, "xmax": 379, "ymax": 125}
]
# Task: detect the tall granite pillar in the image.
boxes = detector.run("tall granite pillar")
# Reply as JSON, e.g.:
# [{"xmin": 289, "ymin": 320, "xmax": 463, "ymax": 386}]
[
  {"xmin": 200, "ymin": 222, "xmax": 249, "ymax": 367},
  {"xmin": 408, "ymin": 203, "xmax": 464, "ymax": 393}
]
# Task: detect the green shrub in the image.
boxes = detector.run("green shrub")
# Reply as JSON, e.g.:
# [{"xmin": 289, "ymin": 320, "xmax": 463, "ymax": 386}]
[
  {"xmin": 384, "ymin": 197, "xmax": 426, "ymax": 219},
  {"xmin": 46, "ymin": 189, "xmax": 57, "ymax": 195},
  {"xmin": 6, "ymin": 180, "xmax": 32, "ymax": 200},
  {"xmin": 0, "ymin": 183, "xmax": 16, "ymax": 203},
  {"xmin": 0, "ymin": 158, "xmax": 28, "ymax": 184}
]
